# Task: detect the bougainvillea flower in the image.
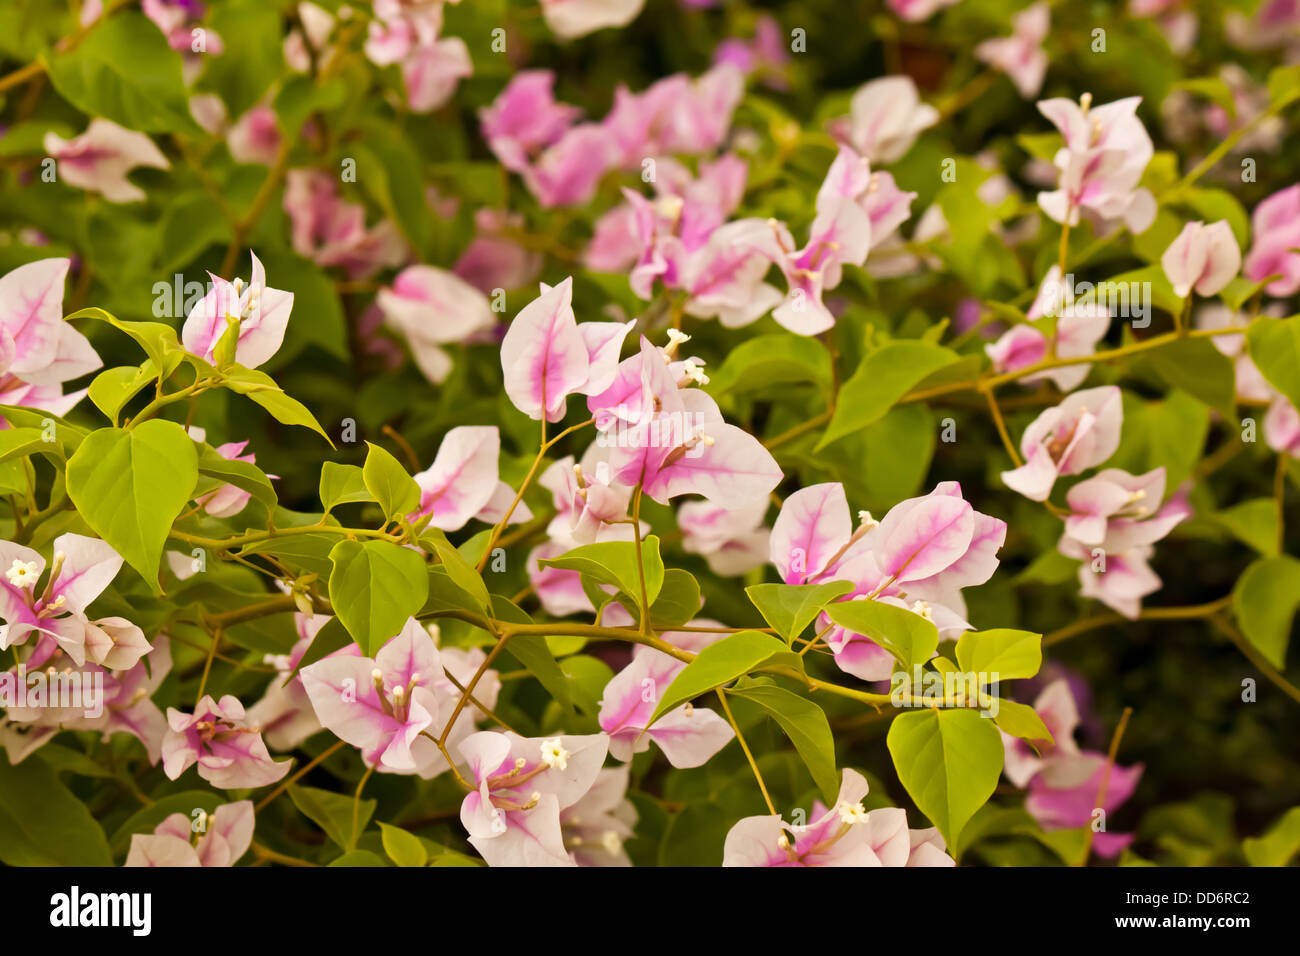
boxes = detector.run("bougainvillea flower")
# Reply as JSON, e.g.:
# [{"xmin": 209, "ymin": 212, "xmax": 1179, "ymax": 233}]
[
  {"xmin": 301, "ymin": 617, "xmax": 466, "ymax": 775},
  {"xmin": 770, "ymin": 482, "xmax": 1003, "ymax": 679},
  {"xmin": 454, "ymin": 208, "xmax": 543, "ymax": 294},
  {"xmin": 602, "ymin": 65, "xmax": 744, "ymax": 166},
  {"xmin": 284, "ymin": 169, "xmax": 406, "ymax": 279},
  {"xmin": 82, "ymin": 616, "xmax": 151, "ymax": 671},
  {"xmin": 143, "ymin": 0, "xmax": 223, "ymax": 54},
  {"xmin": 1003, "ymin": 680, "xmax": 1143, "ymax": 857},
  {"xmin": 479, "ymin": 71, "xmax": 583, "ymax": 173},
  {"xmin": 0, "ymin": 258, "xmax": 100, "ymax": 394},
  {"xmin": 520, "ymin": 124, "xmax": 622, "ymax": 208},
  {"xmin": 402, "ymin": 37, "xmax": 473, "ymax": 112},
  {"xmin": 598, "ymin": 625, "xmax": 734, "ymax": 767},
  {"xmin": 886, "ymin": 0, "xmax": 961, "ymax": 22},
  {"xmin": 1063, "ymin": 467, "xmax": 1186, "ymax": 547},
  {"xmin": 560, "ymin": 764, "xmax": 638, "ymax": 866},
  {"xmin": 1002, "ymin": 386, "xmax": 1124, "ymax": 501},
  {"xmin": 597, "ymin": 337, "xmax": 782, "ymax": 505},
  {"xmin": 44, "ymin": 120, "xmax": 171, "ymax": 203},
  {"xmin": 0, "ymin": 532, "xmax": 123, "ymax": 666},
  {"xmin": 678, "ymin": 497, "xmax": 770, "ymax": 576},
  {"xmin": 828, "ymin": 76, "xmax": 939, "ymax": 164},
  {"xmin": 1058, "ymin": 480, "xmax": 1189, "ymax": 618},
  {"xmin": 1036, "ymin": 95, "xmax": 1156, "ymax": 234},
  {"xmin": 246, "ymin": 611, "xmax": 330, "ymax": 751},
  {"xmin": 1265, "ymin": 396, "xmax": 1300, "ymax": 455},
  {"xmin": 226, "ymin": 104, "xmax": 282, "ymax": 166},
  {"xmin": 1161, "ymin": 220, "xmax": 1241, "ymax": 298},
  {"xmin": 975, "ymin": 2, "xmax": 1049, "ymax": 98},
  {"xmin": 408, "ymin": 425, "xmax": 527, "ymax": 531},
  {"xmin": 713, "ymin": 14, "xmax": 792, "ymax": 90},
  {"xmin": 770, "ymin": 481, "xmax": 1004, "ymax": 597},
  {"xmin": 377, "ymin": 265, "xmax": 496, "ymax": 384},
  {"xmin": 723, "ymin": 769, "xmax": 955, "ymax": 866},
  {"xmin": 1243, "ymin": 184, "xmax": 1300, "ymax": 296},
  {"xmin": 0, "ymin": 634, "xmax": 169, "ymax": 765},
  {"xmin": 539, "ymin": 454, "xmax": 632, "ymax": 544},
  {"xmin": 986, "ymin": 267, "xmax": 1110, "ymax": 391},
  {"xmin": 750, "ymin": 147, "xmax": 915, "ymax": 334},
  {"xmin": 459, "ymin": 731, "xmax": 609, "ymax": 866},
  {"xmin": 181, "ymin": 251, "xmax": 294, "ymax": 369},
  {"xmin": 364, "ymin": 0, "xmax": 441, "ymax": 65},
  {"xmin": 162, "ymin": 694, "xmax": 291, "ymax": 789},
  {"xmin": 500, "ymin": 277, "xmax": 634, "ymax": 422},
  {"xmin": 187, "ymin": 429, "xmax": 265, "ymax": 519},
  {"xmin": 541, "ymin": 0, "xmax": 646, "ymax": 40},
  {"xmin": 126, "ymin": 800, "xmax": 254, "ymax": 867}
]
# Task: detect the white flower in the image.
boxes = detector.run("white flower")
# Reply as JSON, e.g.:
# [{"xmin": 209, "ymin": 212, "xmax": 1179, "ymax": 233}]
[
  {"xmin": 838, "ymin": 801, "xmax": 869, "ymax": 825},
  {"xmin": 5, "ymin": 559, "xmax": 39, "ymax": 589},
  {"xmin": 539, "ymin": 737, "xmax": 569, "ymax": 770}
]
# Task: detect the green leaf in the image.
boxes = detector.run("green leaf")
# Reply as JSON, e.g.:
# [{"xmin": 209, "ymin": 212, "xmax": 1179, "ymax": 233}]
[
  {"xmin": 1220, "ymin": 276, "xmax": 1274, "ymax": 313},
  {"xmin": 650, "ymin": 630, "xmax": 801, "ymax": 723},
  {"xmin": 88, "ymin": 365, "xmax": 155, "ymax": 424},
  {"xmin": 1211, "ymin": 499, "xmax": 1279, "ymax": 556},
  {"xmin": 647, "ymin": 568, "xmax": 701, "ymax": 627},
  {"xmin": 197, "ymin": 0, "xmax": 284, "ymax": 116},
  {"xmin": 44, "ymin": 12, "xmax": 198, "ymax": 132},
  {"xmin": 423, "ymin": 527, "xmax": 491, "ymax": 614},
  {"xmin": 539, "ymin": 536, "xmax": 665, "ymax": 607},
  {"xmin": 1232, "ymin": 555, "xmax": 1300, "ymax": 669},
  {"xmin": 730, "ymin": 679, "xmax": 839, "ymax": 804},
  {"xmin": 362, "ymin": 442, "xmax": 420, "ymax": 521},
  {"xmin": 1105, "ymin": 265, "xmax": 1183, "ymax": 318},
  {"xmin": 65, "ymin": 308, "xmax": 186, "ymax": 380},
  {"xmin": 329, "ymin": 849, "xmax": 389, "ymax": 867},
  {"xmin": 284, "ymin": 615, "xmax": 353, "ymax": 682},
  {"xmin": 224, "ymin": 366, "xmax": 335, "ymax": 446},
  {"xmin": 1246, "ymin": 315, "xmax": 1300, "ymax": 411},
  {"xmin": 991, "ymin": 699, "xmax": 1054, "ymax": 749},
  {"xmin": 824, "ymin": 599, "xmax": 939, "ymax": 672},
  {"xmin": 328, "ymin": 539, "xmax": 429, "ymax": 655},
  {"xmin": 379, "ymin": 823, "xmax": 429, "ymax": 867},
  {"xmin": 195, "ymin": 440, "xmax": 277, "ymax": 511},
  {"xmin": 709, "ymin": 333, "xmax": 831, "ymax": 394},
  {"xmin": 320, "ymin": 462, "xmax": 373, "ymax": 512},
  {"xmin": 1181, "ymin": 188, "xmax": 1250, "ymax": 249},
  {"xmin": 288, "ymin": 784, "xmax": 376, "ymax": 851},
  {"xmin": 0, "ymin": 426, "xmax": 58, "ymax": 464},
  {"xmin": 745, "ymin": 580, "xmax": 854, "ymax": 643},
  {"xmin": 1243, "ymin": 807, "xmax": 1300, "ymax": 866},
  {"xmin": 886, "ymin": 708, "xmax": 1004, "ymax": 849},
  {"xmin": 818, "ymin": 341, "xmax": 959, "ymax": 448},
  {"xmin": 1145, "ymin": 337, "xmax": 1237, "ymax": 420},
  {"xmin": 66, "ymin": 420, "xmax": 198, "ymax": 592},
  {"xmin": 954, "ymin": 629, "xmax": 1043, "ymax": 682},
  {"xmin": 0, "ymin": 755, "xmax": 113, "ymax": 865}
]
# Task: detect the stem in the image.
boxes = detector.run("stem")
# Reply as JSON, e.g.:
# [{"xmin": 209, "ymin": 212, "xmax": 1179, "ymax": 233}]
[
  {"xmin": 716, "ymin": 688, "xmax": 775, "ymax": 815},
  {"xmin": 906, "ymin": 325, "xmax": 1251, "ymax": 404},
  {"xmin": 1042, "ymin": 595, "xmax": 1233, "ymax": 648},
  {"xmin": 252, "ymin": 842, "xmax": 321, "ymax": 867},
  {"xmin": 255, "ymin": 740, "xmax": 347, "ymax": 812},
  {"xmin": 982, "ymin": 385, "xmax": 1022, "ymax": 467},
  {"xmin": 631, "ymin": 485, "xmax": 650, "ymax": 635},
  {"xmin": 194, "ymin": 628, "xmax": 222, "ymax": 704},
  {"xmin": 1214, "ymin": 614, "xmax": 1300, "ymax": 705},
  {"xmin": 1075, "ymin": 706, "xmax": 1133, "ymax": 867},
  {"xmin": 475, "ymin": 417, "xmax": 595, "ymax": 572},
  {"xmin": 350, "ymin": 764, "xmax": 374, "ymax": 851}
]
